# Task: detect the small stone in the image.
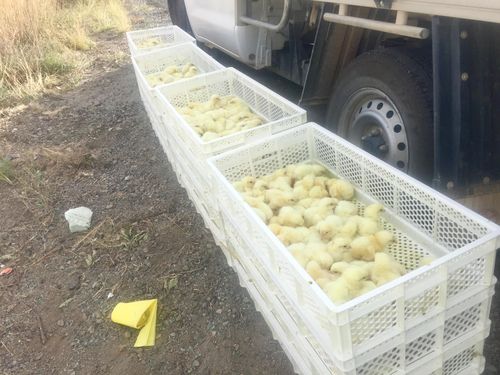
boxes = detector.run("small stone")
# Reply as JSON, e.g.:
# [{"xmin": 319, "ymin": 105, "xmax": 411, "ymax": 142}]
[
  {"xmin": 192, "ymin": 360, "xmax": 200, "ymax": 368},
  {"xmin": 67, "ymin": 274, "xmax": 81, "ymax": 291},
  {"xmin": 124, "ymin": 176, "xmax": 131, "ymax": 181},
  {"xmin": 64, "ymin": 207, "xmax": 93, "ymax": 233},
  {"xmin": 124, "ymin": 331, "xmax": 131, "ymax": 338},
  {"xmin": 57, "ymin": 319, "xmax": 65, "ymax": 327},
  {"xmin": 106, "ymin": 203, "xmax": 113, "ymax": 209},
  {"xmin": 96, "ymin": 318, "xmax": 103, "ymax": 324},
  {"xmin": 215, "ymin": 309, "xmax": 222, "ymax": 314}
]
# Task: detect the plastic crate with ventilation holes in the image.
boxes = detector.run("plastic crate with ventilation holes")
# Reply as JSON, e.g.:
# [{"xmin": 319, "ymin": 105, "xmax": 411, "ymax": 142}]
[
  {"xmin": 126, "ymin": 25, "xmax": 195, "ymax": 56},
  {"xmin": 207, "ymin": 122, "xmax": 499, "ymax": 366},
  {"xmin": 154, "ymin": 67, "xmax": 306, "ymax": 237},
  {"xmin": 221, "ymin": 205, "xmax": 494, "ymax": 374}
]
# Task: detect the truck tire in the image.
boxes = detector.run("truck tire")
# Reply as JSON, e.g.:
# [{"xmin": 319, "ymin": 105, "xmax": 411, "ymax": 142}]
[
  {"xmin": 325, "ymin": 48, "xmax": 433, "ymax": 181},
  {"xmin": 167, "ymin": 0, "xmax": 192, "ymax": 34}
]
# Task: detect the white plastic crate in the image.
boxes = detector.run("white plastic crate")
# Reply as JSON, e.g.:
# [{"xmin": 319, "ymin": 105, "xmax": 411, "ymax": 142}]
[
  {"xmin": 126, "ymin": 25, "xmax": 195, "ymax": 56},
  {"xmin": 154, "ymin": 67, "xmax": 306, "ymax": 234},
  {"xmin": 131, "ymin": 42, "xmax": 224, "ymax": 108},
  {"xmin": 208, "ymin": 122, "xmax": 499, "ymax": 363},
  {"xmin": 156, "ymin": 67, "xmax": 307, "ymax": 157},
  {"xmin": 221, "ymin": 205, "xmax": 495, "ymax": 374}
]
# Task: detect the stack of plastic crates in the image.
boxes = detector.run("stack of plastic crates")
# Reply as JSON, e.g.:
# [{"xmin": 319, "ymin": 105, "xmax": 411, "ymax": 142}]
[{"xmin": 208, "ymin": 123, "xmax": 499, "ymax": 375}]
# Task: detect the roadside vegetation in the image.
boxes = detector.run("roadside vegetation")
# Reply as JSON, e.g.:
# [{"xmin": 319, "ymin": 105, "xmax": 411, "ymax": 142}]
[{"xmin": 0, "ymin": 0, "xmax": 130, "ymax": 106}]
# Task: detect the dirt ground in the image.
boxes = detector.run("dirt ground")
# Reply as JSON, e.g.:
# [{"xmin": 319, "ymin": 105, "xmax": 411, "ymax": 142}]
[{"xmin": 0, "ymin": 1, "xmax": 498, "ymax": 375}]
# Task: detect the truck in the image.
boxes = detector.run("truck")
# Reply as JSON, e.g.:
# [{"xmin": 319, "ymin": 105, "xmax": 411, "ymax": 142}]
[{"xmin": 166, "ymin": 0, "xmax": 500, "ymax": 215}]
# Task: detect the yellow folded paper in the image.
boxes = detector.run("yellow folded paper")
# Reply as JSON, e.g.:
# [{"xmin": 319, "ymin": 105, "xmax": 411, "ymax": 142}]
[{"xmin": 111, "ymin": 299, "xmax": 157, "ymax": 347}]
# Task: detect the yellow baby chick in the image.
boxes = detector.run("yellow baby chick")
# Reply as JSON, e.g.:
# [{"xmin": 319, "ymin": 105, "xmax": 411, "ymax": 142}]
[
  {"xmin": 269, "ymin": 176, "xmax": 293, "ymax": 192},
  {"xmin": 265, "ymin": 189, "xmax": 296, "ymax": 210},
  {"xmin": 335, "ymin": 200, "xmax": 358, "ymax": 217},
  {"xmin": 164, "ymin": 65, "xmax": 179, "ymax": 75},
  {"xmin": 342, "ymin": 266, "xmax": 369, "ymax": 293},
  {"xmin": 268, "ymin": 223, "xmax": 282, "ymax": 236},
  {"xmin": 312, "ymin": 249, "xmax": 334, "ymax": 270},
  {"xmin": 295, "ymin": 174, "xmax": 315, "ymax": 190},
  {"xmin": 339, "ymin": 216, "xmax": 358, "ymax": 238},
  {"xmin": 253, "ymin": 179, "xmax": 269, "ymax": 193},
  {"xmin": 287, "ymin": 163, "xmax": 326, "ymax": 180},
  {"xmin": 309, "ymin": 185, "xmax": 329, "ymax": 199},
  {"xmin": 371, "ymin": 252, "xmax": 406, "ymax": 286},
  {"xmin": 314, "ymin": 176, "xmax": 329, "ymax": 188},
  {"xmin": 233, "ymin": 176, "xmax": 256, "ymax": 192},
  {"xmin": 329, "ymin": 261, "xmax": 351, "ymax": 274},
  {"xmin": 277, "ymin": 226, "xmax": 311, "ymax": 245},
  {"xmin": 357, "ymin": 216, "xmax": 380, "ymax": 236},
  {"xmin": 306, "ymin": 260, "xmax": 332, "ymax": 281},
  {"xmin": 297, "ymin": 198, "xmax": 315, "ymax": 209},
  {"xmin": 316, "ymin": 215, "xmax": 344, "ymax": 241},
  {"xmin": 304, "ymin": 205, "xmax": 334, "ymax": 227},
  {"xmin": 350, "ymin": 235, "xmax": 382, "ymax": 261},
  {"xmin": 277, "ymin": 206, "xmax": 304, "ymax": 227},
  {"xmin": 323, "ymin": 278, "xmax": 350, "ymax": 304},
  {"xmin": 374, "ymin": 230, "xmax": 394, "ymax": 249},
  {"xmin": 364, "ymin": 203, "xmax": 384, "ymax": 221},
  {"xmin": 327, "ymin": 237, "xmax": 351, "ymax": 262},
  {"xmin": 293, "ymin": 185, "xmax": 309, "ymax": 200},
  {"xmin": 327, "ymin": 179, "xmax": 355, "ymax": 200},
  {"xmin": 183, "ymin": 66, "xmax": 199, "ymax": 78}
]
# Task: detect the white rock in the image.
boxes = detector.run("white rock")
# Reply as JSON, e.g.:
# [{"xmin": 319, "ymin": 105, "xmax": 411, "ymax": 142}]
[{"xmin": 64, "ymin": 207, "xmax": 93, "ymax": 233}]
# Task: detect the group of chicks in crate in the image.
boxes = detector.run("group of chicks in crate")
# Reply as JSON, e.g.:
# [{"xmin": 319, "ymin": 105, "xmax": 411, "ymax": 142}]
[
  {"xmin": 177, "ymin": 95, "xmax": 265, "ymax": 142},
  {"xmin": 233, "ymin": 163, "xmax": 407, "ymax": 305},
  {"xmin": 146, "ymin": 63, "xmax": 199, "ymax": 87},
  {"xmin": 137, "ymin": 37, "xmax": 167, "ymax": 50}
]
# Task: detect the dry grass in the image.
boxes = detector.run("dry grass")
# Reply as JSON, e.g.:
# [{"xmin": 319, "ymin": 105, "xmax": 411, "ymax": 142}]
[{"xmin": 0, "ymin": 0, "xmax": 130, "ymax": 106}]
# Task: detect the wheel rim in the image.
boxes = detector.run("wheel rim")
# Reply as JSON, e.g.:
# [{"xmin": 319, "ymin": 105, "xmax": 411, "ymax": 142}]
[{"xmin": 337, "ymin": 88, "xmax": 409, "ymax": 172}]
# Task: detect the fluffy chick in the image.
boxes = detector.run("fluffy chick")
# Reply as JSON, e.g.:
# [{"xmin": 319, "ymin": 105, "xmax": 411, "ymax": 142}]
[
  {"xmin": 357, "ymin": 217, "xmax": 380, "ymax": 236},
  {"xmin": 316, "ymin": 215, "xmax": 344, "ymax": 241},
  {"xmin": 350, "ymin": 235, "xmax": 381, "ymax": 261},
  {"xmin": 327, "ymin": 179, "xmax": 355, "ymax": 200},
  {"xmin": 339, "ymin": 216, "xmax": 358, "ymax": 238},
  {"xmin": 309, "ymin": 185, "xmax": 329, "ymax": 199},
  {"xmin": 268, "ymin": 223, "xmax": 282, "ymax": 236},
  {"xmin": 304, "ymin": 205, "xmax": 334, "ymax": 227},
  {"xmin": 265, "ymin": 189, "xmax": 296, "ymax": 210},
  {"xmin": 287, "ymin": 163, "xmax": 326, "ymax": 180},
  {"xmin": 277, "ymin": 226, "xmax": 311, "ymax": 245},
  {"xmin": 323, "ymin": 278, "xmax": 350, "ymax": 304},
  {"xmin": 306, "ymin": 260, "xmax": 330, "ymax": 281},
  {"xmin": 277, "ymin": 206, "xmax": 304, "ymax": 227},
  {"xmin": 371, "ymin": 252, "xmax": 406, "ymax": 286},
  {"xmin": 364, "ymin": 203, "xmax": 384, "ymax": 221},
  {"xmin": 269, "ymin": 176, "xmax": 293, "ymax": 192},
  {"xmin": 335, "ymin": 200, "xmax": 358, "ymax": 217},
  {"xmin": 233, "ymin": 176, "xmax": 256, "ymax": 192},
  {"xmin": 327, "ymin": 237, "xmax": 351, "ymax": 262}
]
